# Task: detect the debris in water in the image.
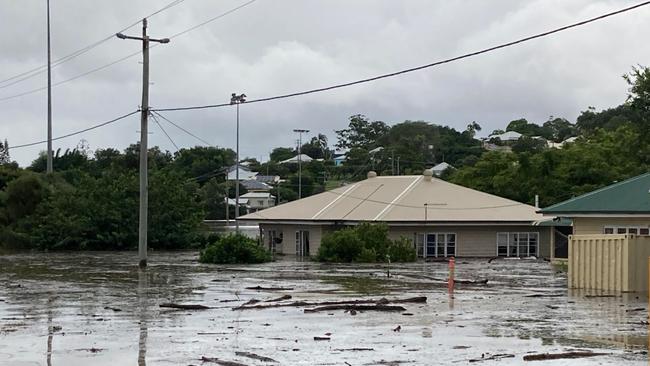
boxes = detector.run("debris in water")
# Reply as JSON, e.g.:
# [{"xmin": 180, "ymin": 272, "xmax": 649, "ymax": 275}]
[
  {"xmin": 233, "ymin": 296, "xmax": 426, "ymax": 311},
  {"xmin": 265, "ymin": 294, "xmax": 292, "ymax": 302},
  {"xmin": 305, "ymin": 304, "xmax": 406, "ymax": 313},
  {"xmin": 159, "ymin": 303, "xmax": 210, "ymax": 310},
  {"xmin": 393, "ymin": 325, "xmax": 401, "ymax": 332},
  {"xmin": 314, "ymin": 336, "xmax": 331, "ymax": 341},
  {"xmin": 200, "ymin": 356, "xmax": 248, "ymax": 366},
  {"xmin": 468, "ymin": 353, "xmax": 515, "ymax": 362},
  {"xmin": 523, "ymin": 351, "xmax": 609, "ymax": 361},
  {"xmin": 103, "ymin": 306, "xmax": 122, "ymax": 312},
  {"xmin": 245, "ymin": 286, "xmax": 294, "ymax": 291},
  {"xmin": 234, "ymin": 351, "xmax": 278, "ymax": 363},
  {"xmin": 335, "ymin": 348, "xmax": 375, "ymax": 351}
]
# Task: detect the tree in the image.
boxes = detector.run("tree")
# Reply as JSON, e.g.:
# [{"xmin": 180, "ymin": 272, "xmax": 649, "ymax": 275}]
[
  {"xmin": 464, "ymin": 121, "xmax": 482, "ymax": 138},
  {"xmin": 270, "ymin": 147, "xmax": 295, "ymax": 162},
  {"xmin": 335, "ymin": 114, "xmax": 389, "ymax": 149},
  {"xmin": 0, "ymin": 139, "xmax": 10, "ymax": 164},
  {"xmin": 542, "ymin": 117, "xmax": 576, "ymax": 142}
]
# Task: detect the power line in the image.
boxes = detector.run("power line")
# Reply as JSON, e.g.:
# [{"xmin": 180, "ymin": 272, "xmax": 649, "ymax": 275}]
[
  {"xmin": 153, "ymin": 0, "xmax": 650, "ymax": 112},
  {"xmin": 8, "ymin": 110, "xmax": 139, "ymax": 150},
  {"xmin": 151, "ymin": 113, "xmax": 179, "ymax": 151},
  {"xmin": 152, "ymin": 111, "xmax": 213, "ymax": 146},
  {"xmin": 0, "ymin": 0, "xmax": 256, "ymax": 103},
  {"xmin": 0, "ymin": 0, "xmax": 188, "ymax": 89}
]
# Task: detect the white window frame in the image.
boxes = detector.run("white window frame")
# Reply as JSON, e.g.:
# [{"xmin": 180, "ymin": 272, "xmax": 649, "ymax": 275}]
[
  {"xmin": 603, "ymin": 226, "xmax": 650, "ymax": 235},
  {"xmin": 496, "ymin": 232, "xmax": 539, "ymax": 257},
  {"xmin": 414, "ymin": 232, "xmax": 456, "ymax": 258}
]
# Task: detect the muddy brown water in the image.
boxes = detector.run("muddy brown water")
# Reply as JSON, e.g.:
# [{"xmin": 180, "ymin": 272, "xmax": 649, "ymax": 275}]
[{"xmin": 0, "ymin": 252, "xmax": 647, "ymax": 365}]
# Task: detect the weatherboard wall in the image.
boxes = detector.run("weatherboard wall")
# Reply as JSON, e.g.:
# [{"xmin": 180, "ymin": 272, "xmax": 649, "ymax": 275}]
[{"xmin": 572, "ymin": 217, "xmax": 650, "ymax": 235}]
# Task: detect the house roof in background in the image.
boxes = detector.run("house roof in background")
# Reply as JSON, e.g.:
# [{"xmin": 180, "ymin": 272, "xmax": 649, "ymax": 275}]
[
  {"xmin": 241, "ymin": 180, "xmax": 271, "ymax": 191},
  {"xmin": 489, "ymin": 131, "xmax": 522, "ymax": 141},
  {"xmin": 280, "ymin": 154, "xmax": 313, "ymax": 164},
  {"xmin": 241, "ymin": 174, "xmax": 544, "ymax": 223},
  {"xmin": 227, "ymin": 166, "xmax": 258, "ymax": 181},
  {"xmin": 241, "ymin": 192, "xmax": 275, "ymax": 199},
  {"xmin": 540, "ymin": 173, "xmax": 650, "ymax": 215},
  {"xmin": 432, "ymin": 162, "xmax": 453, "ymax": 172}
]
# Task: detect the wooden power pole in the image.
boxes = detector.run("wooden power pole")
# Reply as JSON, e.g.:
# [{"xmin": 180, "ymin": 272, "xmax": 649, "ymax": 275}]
[{"xmin": 116, "ymin": 19, "xmax": 169, "ymax": 268}]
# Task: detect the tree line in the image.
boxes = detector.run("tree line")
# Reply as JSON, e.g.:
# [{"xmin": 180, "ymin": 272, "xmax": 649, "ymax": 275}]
[{"xmin": 1, "ymin": 66, "xmax": 649, "ymax": 250}]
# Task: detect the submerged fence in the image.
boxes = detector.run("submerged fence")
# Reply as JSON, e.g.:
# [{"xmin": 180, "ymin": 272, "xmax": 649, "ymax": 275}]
[{"xmin": 568, "ymin": 234, "xmax": 650, "ymax": 292}]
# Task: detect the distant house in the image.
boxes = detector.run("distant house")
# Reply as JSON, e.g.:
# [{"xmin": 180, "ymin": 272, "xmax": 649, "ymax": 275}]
[
  {"xmin": 539, "ymin": 173, "xmax": 650, "ymax": 235},
  {"xmin": 240, "ymin": 192, "xmax": 276, "ymax": 212},
  {"xmin": 256, "ymin": 175, "xmax": 281, "ymax": 184},
  {"xmin": 547, "ymin": 136, "xmax": 578, "ymax": 149},
  {"xmin": 432, "ymin": 162, "xmax": 454, "ymax": 177},
  {"xmin": 333, "ymin": 154, "xmax": 347, "ymax": 166},
  {"xmin": 241, "ymin": 170, "xmax": 554, "ymax": 258},
  {"xmin": 241, "ymin": 180, "xmax": 271, "ymax": 192},
  {"xmin": 227, "ymin": 166, "xmax": 258, "ymax": 181},
  {"xmin": 280, "ymin": 154, "xmax": 313, "ymax": 164},
  {"xmin": 488, "ymin": 131, "xmax": 522, "ymax": 142}
]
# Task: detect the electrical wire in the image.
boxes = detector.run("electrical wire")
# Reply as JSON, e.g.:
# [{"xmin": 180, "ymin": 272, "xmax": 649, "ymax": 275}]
[
  {"xmin": 153, "ymin": 0, "xmax": 650, "ymax": 112},
  {"xmin": 8, "ymin": 110, "xmax": 140, "ymax": 150},
  {"xmin": 151, "ymin": 113, "xmax": 179, "ymax": 151},
  {"xmin": 152, "ymin": 111, "xmax": 213, "ymax": 146},
  {"xmin": 0, "ymin": 0, "xmax": 256, "ymax": 103},
  {"xmin": 0, "ymin": 0, "xmax": 188, "ymax": 89}
]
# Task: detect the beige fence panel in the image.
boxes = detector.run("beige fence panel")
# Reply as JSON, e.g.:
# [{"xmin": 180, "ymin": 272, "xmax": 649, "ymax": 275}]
[{"xmin": 569, "ymin": 234, "xmax": 650, "ymax": 292}]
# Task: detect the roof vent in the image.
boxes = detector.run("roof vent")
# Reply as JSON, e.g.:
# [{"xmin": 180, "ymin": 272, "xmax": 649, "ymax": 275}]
[
  {"xmin": 367, "ymin": 171, "xmax": 378, "ymax": 179},
  {"xmin": 423, "ymin": 169, "xmax": 433, "ymax": 182}
]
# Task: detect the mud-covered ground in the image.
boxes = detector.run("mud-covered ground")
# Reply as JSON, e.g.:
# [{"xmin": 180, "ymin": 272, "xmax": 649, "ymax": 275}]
[{"xmin": 0, "ymin": 252, "xmax": 646, "ymax": 365}]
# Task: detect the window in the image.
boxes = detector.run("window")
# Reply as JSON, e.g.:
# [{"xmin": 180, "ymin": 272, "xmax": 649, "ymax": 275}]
[
  {"xmin": 414, "ymin": 232, "xmax": 456, "ymax": 258},
  {"xmin": 603, "ymin": 226, "xmax": 650, "ymax": 235},
  {"xmin": 496, "ymin": 232, "xmax": 539, "ymax": 257}
]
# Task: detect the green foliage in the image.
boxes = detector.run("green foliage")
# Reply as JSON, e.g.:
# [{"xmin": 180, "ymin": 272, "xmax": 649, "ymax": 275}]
[
  {"xmin": 199, "ymin": 233, "xmax": 272, "ymax": 264},
  {"xmin": 316, "ymin": 223, "xmax": 416, "ymax": 263},
  {"xmin": 389, "ymin": 237, "xmax": 418, "ymax": 262},
  {"xmin": 270, "ymin": 147, "xmax": 295, "ymax": 162}
]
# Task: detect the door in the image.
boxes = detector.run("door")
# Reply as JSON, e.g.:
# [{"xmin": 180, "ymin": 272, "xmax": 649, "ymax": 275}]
[{"xmin": 295, "ymin": 230, "xmax": 310, "ymax": 257}]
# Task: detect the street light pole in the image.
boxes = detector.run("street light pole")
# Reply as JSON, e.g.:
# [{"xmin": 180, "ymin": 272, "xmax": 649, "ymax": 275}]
[
  {"xmin": 293, "ymin": 129, "xmax": 309, "ymax": 199},
  {"xmin": 46, "ymin": 0, "xmax": 53, "ymax": 174},
  {"xmin": 230, "ymin": 93, "xmax": 246, "ymax": 233},
  {"xmin": 116, "ymin": 19, "xmax": 170, "ymax": 268}
]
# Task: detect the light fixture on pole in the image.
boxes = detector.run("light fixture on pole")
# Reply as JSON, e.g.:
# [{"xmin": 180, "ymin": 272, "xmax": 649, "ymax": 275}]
[
  {"xmin": 230, "ymin": 93, "xmax": 246, "ymax": 233},
  {"xmin": 293, "ymin": 129, "xmax": 310, "ymax": 199}
]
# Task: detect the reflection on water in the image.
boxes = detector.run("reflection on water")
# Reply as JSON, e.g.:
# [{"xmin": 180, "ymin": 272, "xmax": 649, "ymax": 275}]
[
  {"xmin": 138, "ymin": 268, "xmax": 148, "ymax": 366},
  {"xmin": 47, "ymin": 295, "xmax": 53, "ymax": 366}
]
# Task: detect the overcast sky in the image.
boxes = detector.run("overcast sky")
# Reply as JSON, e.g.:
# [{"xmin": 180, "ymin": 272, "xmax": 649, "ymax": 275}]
[{"xmin": 1, "ymin": 0, "xmax": 649, "ymax": 166}]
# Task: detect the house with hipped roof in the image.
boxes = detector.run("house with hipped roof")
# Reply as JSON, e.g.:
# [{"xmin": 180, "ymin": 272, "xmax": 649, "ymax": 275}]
[{"xmin": 241, "ymin": 170, "xmax": 555, "ymax": 257}]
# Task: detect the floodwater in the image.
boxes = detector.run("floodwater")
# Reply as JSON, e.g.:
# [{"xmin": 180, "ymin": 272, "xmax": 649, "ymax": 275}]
[{"xmin": 0, "ymin": 252, "xmax": 647, "ymax": 365}]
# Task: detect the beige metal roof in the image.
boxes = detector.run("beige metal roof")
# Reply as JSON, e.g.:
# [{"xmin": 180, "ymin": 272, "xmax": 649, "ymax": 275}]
[{"xmin": 240, "ymin": 173, "xmax": 545, "ymax": 223}]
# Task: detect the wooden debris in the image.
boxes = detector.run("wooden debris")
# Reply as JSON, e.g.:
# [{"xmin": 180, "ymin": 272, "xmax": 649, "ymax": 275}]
[
  {"xmin": 160, "ymin": 303, "xmax": 210, "ymax": 310},
  {"xmin": 234, "ymin": 351, "xmax": 278, "ymax": 363},
  {"xmin": 305, "ymin": 305, "xmax": 406, "ymax": 313},
  {"xmin": 523, "ymin": 351, "xmax": 609, "ymax": 361},
  {"xmin": 104, "ymin": 306, "xmax": 122, "ymax": 312},
  {"xmin": 233, "ymin": 296, "xmax": 426, "ymax": 311},
  {"xmin": 265, "ymin": 295, "xmax": 292, "ymax": 302},
  {"xmin": 393, "ymin": 325, "xmax": 401, "ymax": 332},
  {"xmin": 314, "ymin": 336, "xmax": 331, "ymax": 341},
  {"xmin": 487, "ymin": 257, "xmax": 499, "ymax": 263},
  {"xmin": 242, "ymin": 299, "xmax": 260, "ymax": 306},
  {"xmin": 625, "ymin": 307, "xmax": 645, "ymax": 313},
  {"xmin": 200, "ymin": 356, "xmax": 248, "ymax": 366},
  {"xmin": 524, "ymin": 294, "xmax": 564, "ymax": 298},
  {"xmin": 245, "ymin": 286, "xmax": 294, "ymax": 291},
  {"xmin": 469, "ymin": 353, "xmax": 515, "ymax": 362},
  {"xmin": 334, "ymin": 348, "xmax": 374, "ymax": 351}
]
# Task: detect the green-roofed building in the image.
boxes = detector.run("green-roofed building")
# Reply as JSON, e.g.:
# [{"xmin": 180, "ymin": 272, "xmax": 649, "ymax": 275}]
[{"xmin": 539, "ymin": 173, "xmax": 650, "ymax": 236}]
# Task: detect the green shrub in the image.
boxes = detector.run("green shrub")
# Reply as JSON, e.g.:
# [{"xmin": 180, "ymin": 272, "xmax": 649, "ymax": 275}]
[
  {"xmin": 317, "ymin": 223, "xmax": 416, "ymax": 263},
  {"xmin": 388, "ymin": 237, "xmax": 418, "ymax": 262},
  {"xmin": 199, "ymin": 233, "xmax": 272, "ymax": 264},
  {"xmin": 316, "ymin": 229, "xmax": 363, "ymax": 262}
]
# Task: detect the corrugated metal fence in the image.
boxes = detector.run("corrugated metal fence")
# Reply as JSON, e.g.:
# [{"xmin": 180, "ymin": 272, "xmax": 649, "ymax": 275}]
[{"xmin": 569, "ymin": 234, "xmax": 650, "ymax": 292}]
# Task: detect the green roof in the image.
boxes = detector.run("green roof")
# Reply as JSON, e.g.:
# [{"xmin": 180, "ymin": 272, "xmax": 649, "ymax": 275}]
[{"xmin": 540, "ymin": 173, "xmax": 650, "ymax": 215}]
